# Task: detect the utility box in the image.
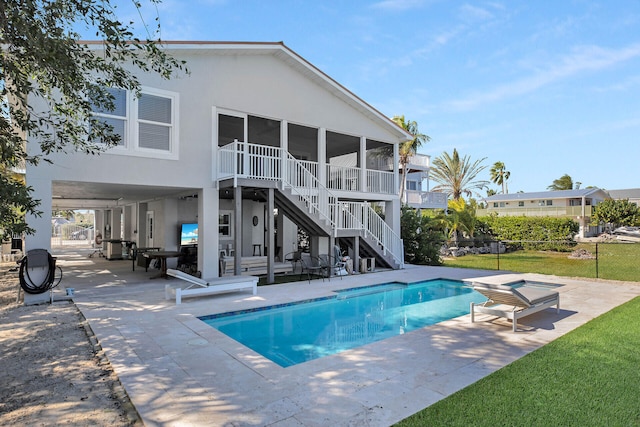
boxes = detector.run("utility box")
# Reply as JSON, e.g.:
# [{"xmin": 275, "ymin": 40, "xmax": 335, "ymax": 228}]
[{"xmin": 106, "ymin": 241, "xmax": 123, "ymax": 260}]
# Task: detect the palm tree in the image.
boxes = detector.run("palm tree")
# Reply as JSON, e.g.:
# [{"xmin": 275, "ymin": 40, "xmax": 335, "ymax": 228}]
[
  {"xmin": 446, "ymin": 198, "xmax": 475, "ymax": 247},
  {"xmin": 489, "ymin": 161, "xmax": 510, "ymax": 194},
  {"xmin": 430, "ymin": 148, "xmax": 489, "ymax": 201},
  {"xmin": 548, "ymin": 174, "xmax": 573, "ymax": 191},
  {"xmin": 391, "ymin": 115, "xmax": 430, "ymax": 202}
]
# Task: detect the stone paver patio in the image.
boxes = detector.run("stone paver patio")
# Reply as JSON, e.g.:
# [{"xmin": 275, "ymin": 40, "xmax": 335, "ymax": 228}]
[{"xmin": 54, "ymin": 249, "xmax": 640, "ymax": 426}]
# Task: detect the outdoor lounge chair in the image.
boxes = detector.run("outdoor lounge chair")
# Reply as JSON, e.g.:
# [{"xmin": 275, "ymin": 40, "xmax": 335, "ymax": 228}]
[
  {"xmin": 165, "ymin": 268, "xmax": 258, "ymax": 304},
  {"xmin": 470, "ymin": 282, "xmax": 560, "ymax": 332}
]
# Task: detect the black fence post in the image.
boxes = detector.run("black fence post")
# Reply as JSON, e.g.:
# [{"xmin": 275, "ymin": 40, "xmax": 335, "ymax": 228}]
[
  {"xmin": 596, "ymin": 242, "xmax": 599, "ymax": 279},
  {"xmin": 497, "ymin": 240, "xmax": 500, "ymax": 271}
]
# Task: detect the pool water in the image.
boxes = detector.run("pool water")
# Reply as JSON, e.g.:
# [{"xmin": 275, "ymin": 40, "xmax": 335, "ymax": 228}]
[{"xmin": 199, "ymin": 279, "xmax": 486, "ymax": 367}]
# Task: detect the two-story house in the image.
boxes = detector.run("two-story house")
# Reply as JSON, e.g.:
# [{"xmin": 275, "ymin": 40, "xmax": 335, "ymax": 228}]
[
  {"xmin": 24, "ymin": 41, "xmax": 415, "ymax": 302},
  {"xmin": 478, "ymin": 188, "xmax": 610, "ymax": 238}
]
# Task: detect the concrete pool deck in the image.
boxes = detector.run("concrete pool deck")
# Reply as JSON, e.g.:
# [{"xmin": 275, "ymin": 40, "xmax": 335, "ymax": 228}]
[{"xmin": 54, "ymin": 249, "xmax": 640, "ymax": 426}]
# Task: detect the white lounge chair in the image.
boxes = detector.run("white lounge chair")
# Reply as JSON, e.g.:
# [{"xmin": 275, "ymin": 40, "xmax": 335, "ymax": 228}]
[
  {"xmin": 470, "ymin": 282, "xmax": 560, "ymax": 332},
  {"xmin": 165, "ymin": 268, "xmax": 258, "ymax": 304}
]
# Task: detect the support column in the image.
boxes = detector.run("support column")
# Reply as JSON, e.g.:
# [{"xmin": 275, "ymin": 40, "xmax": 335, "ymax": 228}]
[
  {"xmin": 200, "ymin": 187, "xmax": 219, "ymax": 278},
  {"xmin": 24, "ymin": 176, "xmax": 52, "ymax": 305},
  {"xmin": 234, "ymin": 186, "xmax": 242, "ymax": 276},
  {"xmin": 280, "ymin": 121, "xmax": 288, "ymax": 188},
  {"xmin": 360, "ymin": 136, "xmax": 367, "ymax": 192},
  {"xmin": 266, "ymin": 188, "xmax": 275, "ymax": 284},
  {"xmin": 393, "ymin": 143, "xmax": 400, "ymax": 195},
  {"xmin": 354, "ymin": 235, "xmax": 360, "ymax": 273},
  {"xmin": 318, "ymin": 128, "xmax": 327, "ymax": 187}
]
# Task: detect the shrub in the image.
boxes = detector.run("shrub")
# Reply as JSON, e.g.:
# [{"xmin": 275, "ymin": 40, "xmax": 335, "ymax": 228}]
[
  {"xmin": 401, "ymin": 206, "xmax": 446, "ymax": 265},
  {"xmin": 480, "ymin": 215, "xmax": 579, "ymax": 251}
]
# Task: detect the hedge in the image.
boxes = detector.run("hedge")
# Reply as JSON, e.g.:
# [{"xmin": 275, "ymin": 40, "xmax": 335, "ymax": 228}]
[{"xmin": 478, "ymin": 215, "xmax": 579, "ymax": 251}]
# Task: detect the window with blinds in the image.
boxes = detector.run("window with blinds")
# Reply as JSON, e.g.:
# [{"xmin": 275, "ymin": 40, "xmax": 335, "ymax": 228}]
[
  {"xmin": 93, "ymin": 88, "xmax": 127, "ymax": 146},
  {"xmin": 91, "ymin": 87, "xmax": 178, "ymax": 157},
  {"xmin": 138, "ymin": 93, "xmax": 173, "ymax": 151}
]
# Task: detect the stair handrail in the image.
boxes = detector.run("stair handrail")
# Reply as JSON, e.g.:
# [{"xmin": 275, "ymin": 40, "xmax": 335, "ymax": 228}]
[
  {"xmin": 338, "ymin": 201, "xmax": 404, "ymax": 267},
  {"xmin": 219, "ymin": 141, "xmax": 403, "ymax": 266},
  {"xmin": 282, "ymin": 151, "xmax": 338, "ymax": 233}
]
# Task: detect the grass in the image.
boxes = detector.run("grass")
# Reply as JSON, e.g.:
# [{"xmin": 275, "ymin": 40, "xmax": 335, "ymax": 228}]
[
  {"xmin": 443, "ymin": 242, "xmax": 640, "ymax": 282},
  {"xmin": 395, "ymin": 296, "xmax": 640, "ymax": 426}
]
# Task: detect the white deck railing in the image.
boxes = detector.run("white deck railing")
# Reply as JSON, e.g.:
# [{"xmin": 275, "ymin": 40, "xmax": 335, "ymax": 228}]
[
  {"xmin": 366, "ymin": 169, "xmax": 395, "ymax": 194},
  {"xmin": 337, "ymin": 201, "xmax": 404, "ymax": 267},
  {"xmin": 218, "ymin": 141, "xmax": 403, "ymax": 265},
  {"xmin": 327, "ymin": 165, "xmax": 360, "ymax": 191}
]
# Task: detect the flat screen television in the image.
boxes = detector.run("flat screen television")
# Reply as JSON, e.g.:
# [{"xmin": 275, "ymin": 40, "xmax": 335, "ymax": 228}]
[{"xmin": 180, "ymin": 223, "xmax": 198, "ymax": 246}]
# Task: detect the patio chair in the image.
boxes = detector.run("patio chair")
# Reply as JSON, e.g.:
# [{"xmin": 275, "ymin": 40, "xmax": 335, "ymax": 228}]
[
  {"xmin": 319, "ymin": 254, "xmax": 345, "ymax": 280},
  {"xmin": 470, "ymin": 282, "xmax": 560, "ymax": 332},
  {"xmin": 299, "ymin": 255, "xmax": 327, "ymax": 283},
  {"xmin": 284, "ymin": 250, "xmax": 303, "ymax": 274}
]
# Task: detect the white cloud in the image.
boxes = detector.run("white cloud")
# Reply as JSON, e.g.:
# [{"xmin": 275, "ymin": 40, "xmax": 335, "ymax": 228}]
[
  {"xmin": 371, "ymin": 0, "xmax": 427, "ymax": 12},
  {"xmin": 447, "ymin": 42, "xmax": 640, "ymax": 111}
]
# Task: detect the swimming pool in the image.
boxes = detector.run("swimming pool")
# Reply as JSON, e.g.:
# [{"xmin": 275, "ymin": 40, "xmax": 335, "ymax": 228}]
[{"xmin": 199, "ymin": 279, "xmax": 486, "ymax": 367}]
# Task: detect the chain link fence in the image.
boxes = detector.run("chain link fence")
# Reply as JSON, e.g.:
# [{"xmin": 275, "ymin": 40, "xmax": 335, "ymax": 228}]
[{"xmin": 440, "ymin": 238, "xmax": 640, "ymax": 282}]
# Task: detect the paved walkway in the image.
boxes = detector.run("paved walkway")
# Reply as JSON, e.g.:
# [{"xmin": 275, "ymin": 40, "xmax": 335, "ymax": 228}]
[{"xmin": 53, "ymin": 249, "xmax": 640, "ymax": 426}]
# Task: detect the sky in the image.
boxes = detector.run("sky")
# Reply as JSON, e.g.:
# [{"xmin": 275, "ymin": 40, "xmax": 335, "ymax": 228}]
[{"xmin": 89, "ymin": 0, "xmax": 640, "ymax": 194}]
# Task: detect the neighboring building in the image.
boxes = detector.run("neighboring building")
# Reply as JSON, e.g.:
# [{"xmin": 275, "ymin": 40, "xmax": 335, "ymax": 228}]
[
  {"xmin": 478, "ymin": 188, "xmax": 611, "ymax": 238},
  {"xmin": 606, "ymin": 188, "xmax": 640, "ymax": 206},
  {"xmin": 24, "ymin": 41, "xmax": 415, "ymax": 303},
  {"xmin": 367, "ymin": 153, "xmax": 448, "ymax": 210}
]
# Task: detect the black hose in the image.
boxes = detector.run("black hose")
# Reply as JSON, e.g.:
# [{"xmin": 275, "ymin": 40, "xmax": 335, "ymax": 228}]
[{"xmin": 18, "ymin": 252, "xmax": 62, "ymax": 294}]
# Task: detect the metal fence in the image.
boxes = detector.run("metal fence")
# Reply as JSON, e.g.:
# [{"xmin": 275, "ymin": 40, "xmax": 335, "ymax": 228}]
[{"xmin": 440, "ymin": 239, "xmax": 640, "ymax": 282}]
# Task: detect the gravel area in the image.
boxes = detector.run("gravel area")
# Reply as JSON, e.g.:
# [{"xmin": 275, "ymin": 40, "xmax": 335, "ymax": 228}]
[{"xmin": 0, "ymin": 262, "xmax": 140, "ymax": 426}]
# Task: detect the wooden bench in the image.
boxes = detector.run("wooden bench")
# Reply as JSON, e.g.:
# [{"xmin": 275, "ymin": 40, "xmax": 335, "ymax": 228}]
[
  {"xmin": 220, "ymin": 256, "xmax": 293, "ymax": 275},
  {"xmin": 165, "ymin": 268, "xmax": 258, "ymax": 304}
]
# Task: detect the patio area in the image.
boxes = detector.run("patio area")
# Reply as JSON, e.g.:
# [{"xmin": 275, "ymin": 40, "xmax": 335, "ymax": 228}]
[{"xmin": 52, "ymin": 248, "xmax": 640, "ymax": 426}]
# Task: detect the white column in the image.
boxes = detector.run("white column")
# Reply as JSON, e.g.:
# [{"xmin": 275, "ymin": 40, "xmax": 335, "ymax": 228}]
[
  {"xmin": 359, "ymin": 136, "xmax": 367, "ymax": 192},
  {"xmin": 280, "ymin": 120, "xmax": 288, "ymax": 187},
  {"xmin": 199, "ymin": 187, "xmax": 219, "ymax": 278},
  {"xmin": 23, "ymin": 176, "xmax": 53, "ymax": 305},
  {"xmin": 393, "ymin": 143, "xmax": 400, "ymax": 195},
  {"xmin": 318, "ymin": 128, "xmax": 326, "ymax": 187}
]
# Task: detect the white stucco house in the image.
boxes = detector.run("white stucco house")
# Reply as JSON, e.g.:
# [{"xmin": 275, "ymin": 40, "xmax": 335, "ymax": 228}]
[{"xmin": 25, "ymin": 41, "xmax": 421, "ymax": 302}]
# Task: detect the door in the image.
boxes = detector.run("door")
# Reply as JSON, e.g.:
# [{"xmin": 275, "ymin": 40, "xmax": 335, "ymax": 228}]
[{"xmin": 146, "ymin": 211, "xmax": 155, "ymax": 248}]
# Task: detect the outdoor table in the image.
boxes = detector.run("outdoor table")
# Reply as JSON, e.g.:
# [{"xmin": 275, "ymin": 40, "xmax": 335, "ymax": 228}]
[{"xmin": 144, "ymin": 250, "xmax": 182, "ymax": 279}]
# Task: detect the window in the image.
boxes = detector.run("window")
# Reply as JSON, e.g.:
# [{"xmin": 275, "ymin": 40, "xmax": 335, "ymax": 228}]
[
  {"xmin": 91, "ymin": 86, "xmax": 178, "ymax": 158},
  {"xmin": 219, "ymin": 211, "xmax": 233, "ymax": 238},
  {"xmin": 518, "ymin": 201, "xmax": 524, "ymax": 207},
  {"xmin": 546, "ymin": 200, "xmax": 553, "ymax": 206},
  {"xmin": 406, "ymin": 181, "xmax": 418, "ymax": 191},
  {"xmin": 93, "ymin": 88, "xmax": 127, "ymax": 146},
  {"xmin": 138, "ymin": 93, "xmax": 173, "ymax": 151},
  {"xmin": 493, "ymin": 202, "xmax": 498, "ymax": 208}
]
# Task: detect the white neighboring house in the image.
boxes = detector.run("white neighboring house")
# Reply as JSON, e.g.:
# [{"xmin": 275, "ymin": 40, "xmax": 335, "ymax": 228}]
[
  {"xmin": 606, "ymin": 188, "xmax": 640, "ymax": 206},
  {"xmin": 25, "ymin": 41, "xmax": 414, "ymax": 303},
  {"xmin": 478, "ymin": 188, "xmax": 611, "ymax": 238},
  {"xmin": 367, "ymin": 153, "xmax": 448, "ymax": 210}
]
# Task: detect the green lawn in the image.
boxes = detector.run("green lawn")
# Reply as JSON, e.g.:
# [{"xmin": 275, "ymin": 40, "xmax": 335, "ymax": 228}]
[
  {"xmin": 395, "ymin": 296, "xmax": 640, "ymax": 426},
  {"xmin": 443, "ymin": 242, "xmax": 640, "ymax": 282}
]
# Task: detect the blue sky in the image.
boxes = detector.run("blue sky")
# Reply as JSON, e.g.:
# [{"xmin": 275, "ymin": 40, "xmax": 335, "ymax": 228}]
[{"xmin": 96, "ymin": 0, "xmax": 640, "ymax": 194}]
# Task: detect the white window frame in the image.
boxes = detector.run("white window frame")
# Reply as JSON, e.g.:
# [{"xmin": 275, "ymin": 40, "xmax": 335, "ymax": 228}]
[
  {"xmin": 219, "ymin": 210, "xmax": 233, "ymax": 239},
  {"xmin": 93, "ymin": 86, "xmax": 179, "ymax": 160}
]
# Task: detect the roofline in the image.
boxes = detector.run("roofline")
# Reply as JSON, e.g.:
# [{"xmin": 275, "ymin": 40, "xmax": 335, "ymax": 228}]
[
  {"xmin": 484, "ymin": 188, "xmax": 608, "ymax": 201},
  {"xmin": 82, "ymin": 40, "xmax": 414, "ymax": 143}
]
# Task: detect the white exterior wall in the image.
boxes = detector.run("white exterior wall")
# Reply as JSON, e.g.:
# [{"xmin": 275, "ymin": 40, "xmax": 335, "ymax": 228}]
[{"xmin": 26, "ymin": 44, "xmax": 407, "ymax": 282}]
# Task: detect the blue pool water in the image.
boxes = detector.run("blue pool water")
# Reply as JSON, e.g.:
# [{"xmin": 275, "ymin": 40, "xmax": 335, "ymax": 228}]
[{"xmin": 199, "ymin": 279, "xmax": 486, "ymax": 367}]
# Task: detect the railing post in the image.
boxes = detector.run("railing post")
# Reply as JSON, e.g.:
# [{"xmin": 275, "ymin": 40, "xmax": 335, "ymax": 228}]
[{"xmin": 233, "ymin": 139, "xmax": 238, "ymax": 188}]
